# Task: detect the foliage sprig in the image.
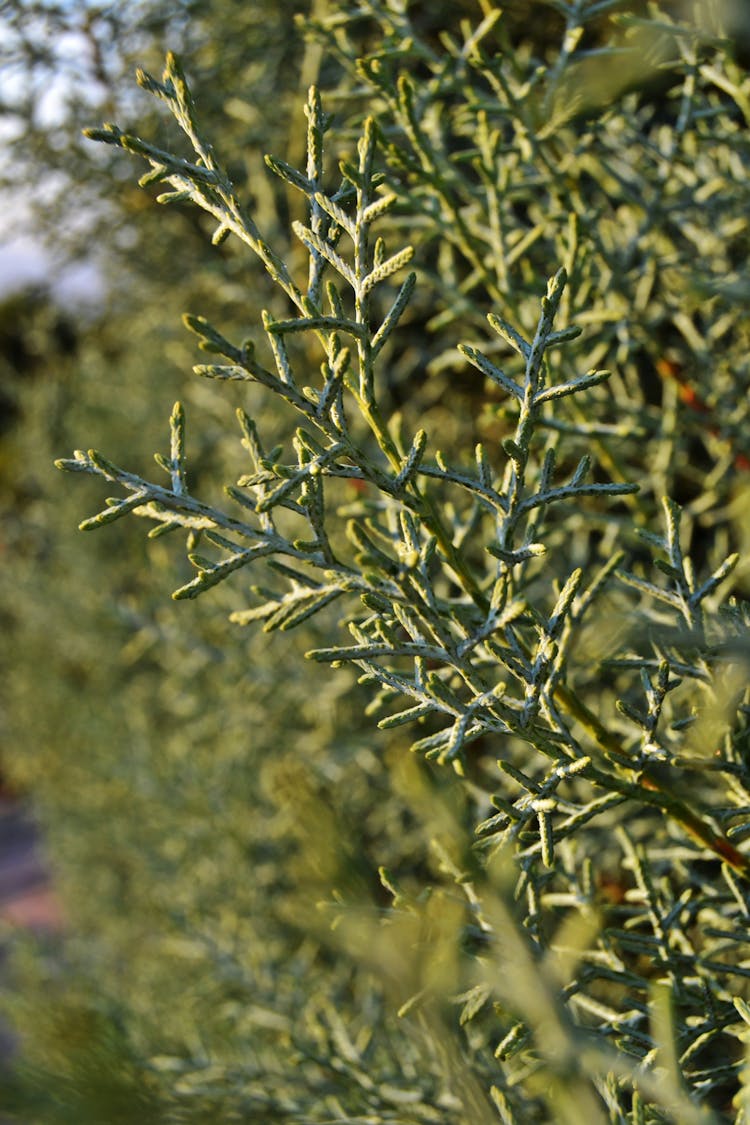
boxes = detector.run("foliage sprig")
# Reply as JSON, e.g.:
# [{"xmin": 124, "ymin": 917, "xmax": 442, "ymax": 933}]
[{"xmin": 52, "ymin": 23, "xmax": 750, "ymax": 1121}]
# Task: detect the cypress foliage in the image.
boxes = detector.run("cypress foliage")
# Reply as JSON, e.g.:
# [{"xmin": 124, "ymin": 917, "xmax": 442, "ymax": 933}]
[{"xmin": 3, "ymin": 2, "xmax": 750, "ymax": 1121}]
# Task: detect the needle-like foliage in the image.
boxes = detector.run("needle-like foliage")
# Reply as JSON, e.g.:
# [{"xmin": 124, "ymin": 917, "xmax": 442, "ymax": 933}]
[{"xmin": 41, "ymin": 3, "xmax": 750, "ymax": 1121}]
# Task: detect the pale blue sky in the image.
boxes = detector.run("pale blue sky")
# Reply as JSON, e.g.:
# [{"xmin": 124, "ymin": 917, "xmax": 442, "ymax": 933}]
[{"xmin": 0, "ymin": 0, "xmax": 140, "ymax": 306}]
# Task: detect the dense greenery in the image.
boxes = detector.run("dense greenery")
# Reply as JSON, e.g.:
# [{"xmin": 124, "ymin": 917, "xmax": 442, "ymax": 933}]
[{"xmin": 2, "ymin": 1, "xmax": 750, "ymax": 1122}]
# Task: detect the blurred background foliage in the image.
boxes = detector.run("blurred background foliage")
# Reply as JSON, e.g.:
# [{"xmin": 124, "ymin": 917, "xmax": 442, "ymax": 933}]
[{"xmin": 1, "ymin": 0, "xmax": 750, "ymax": 1121}]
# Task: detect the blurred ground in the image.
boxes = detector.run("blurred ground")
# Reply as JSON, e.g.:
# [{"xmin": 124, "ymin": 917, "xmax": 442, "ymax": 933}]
[
  {"xmin": 0, "ymin": 798, "xmax": 61, "ymax": 931},
  {"xmin": 0, "ymin": 797, "xmax": 61, "ymax": 1068}
]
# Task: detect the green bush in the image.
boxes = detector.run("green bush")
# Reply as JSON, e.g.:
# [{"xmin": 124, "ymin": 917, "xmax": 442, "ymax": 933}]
[{"xmin": 4, "ymin": 2, "xmax": 750, "ymax": 1122}]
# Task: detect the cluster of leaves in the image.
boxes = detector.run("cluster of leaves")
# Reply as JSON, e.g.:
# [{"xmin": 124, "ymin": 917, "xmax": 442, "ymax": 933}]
[
  {"xmin": 306, "ymin": 0, "xmax": 750, "ymax": 506},
  {"xmin": 3, "ymin": 2, "xmax": 750, "ymax": 1122}
]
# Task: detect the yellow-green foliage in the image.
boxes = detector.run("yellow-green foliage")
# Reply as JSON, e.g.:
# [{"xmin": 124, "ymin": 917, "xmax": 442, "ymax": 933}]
[{"xmin": 3, "ymin": 2, "xmax": 750, "ymax": 1122}]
